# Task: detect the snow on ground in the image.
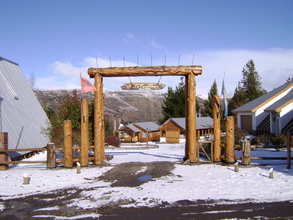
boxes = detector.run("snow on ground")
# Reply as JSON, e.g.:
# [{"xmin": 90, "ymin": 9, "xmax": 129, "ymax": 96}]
[{"xmin": 0, "ymin": 143, "xmax": 292, "ymax": 209}]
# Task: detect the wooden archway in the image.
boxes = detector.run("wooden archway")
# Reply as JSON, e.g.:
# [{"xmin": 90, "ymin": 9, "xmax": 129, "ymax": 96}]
[{"xmin": 88, "ymin": 65, "xmax": 202, "ymax": 164}]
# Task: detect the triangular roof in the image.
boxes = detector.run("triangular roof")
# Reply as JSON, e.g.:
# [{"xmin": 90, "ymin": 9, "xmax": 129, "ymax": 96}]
[
  {"xmin": 0, "ymin": 57, "xmax": 50, "ymax": 158},
  {"xmin": 232, "ymin": 81, "xmax": 293, "ymax": 113},
  {"xmin": 264, "ymin": 89, "xmax": 293, "ymax": 112},
  {"xmin": 121, "ymin": 124, "xmax": 141, "ymax": 132},
  {"xmin": 160, "ymin": 117, "xmax": 213, "ymax": 130},
  {"xmin": 133, "ymin": 121, "xmax": 160, "ymax": 131}
]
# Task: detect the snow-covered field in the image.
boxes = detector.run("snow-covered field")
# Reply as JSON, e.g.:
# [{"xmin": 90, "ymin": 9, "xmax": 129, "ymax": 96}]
[{"xmin": 0, "ymin": 143, "xmax": 292, "ymax": 211}]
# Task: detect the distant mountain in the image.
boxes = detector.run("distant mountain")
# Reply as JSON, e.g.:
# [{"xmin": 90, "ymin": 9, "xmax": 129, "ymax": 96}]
[{"xmin": 34, "ymin": 89, "xmax": 205, "ymax": 123}]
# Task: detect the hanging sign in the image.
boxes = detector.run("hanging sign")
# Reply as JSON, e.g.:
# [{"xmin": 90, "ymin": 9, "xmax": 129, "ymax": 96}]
[{"xmin": 121, "ymin": 83, "xmax": 166, "ymax": 90}]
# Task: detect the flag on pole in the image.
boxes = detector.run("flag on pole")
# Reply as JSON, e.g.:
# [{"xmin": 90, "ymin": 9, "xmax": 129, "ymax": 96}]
[
  {"xmin": 80, "ymin": 75, "xmax": 96, "ymax": 93},
  {"xmin": 221, "ymin": 75, "xmax": 228, "ymax": 117}
]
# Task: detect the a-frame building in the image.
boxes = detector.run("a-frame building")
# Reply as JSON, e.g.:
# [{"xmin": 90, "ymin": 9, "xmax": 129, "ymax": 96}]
[{"xmin": 0, "ymin": 57, "xmax": 50, "ymax": 159}]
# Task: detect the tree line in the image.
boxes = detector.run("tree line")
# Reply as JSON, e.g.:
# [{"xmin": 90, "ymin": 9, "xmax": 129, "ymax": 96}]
[
  {"xmin": 41, "ymin": 59, "xmax": 289, "ymax": 146},
  {"xmin": 161, "ymin": 59, "xmax": 267, "ymax": 121}
]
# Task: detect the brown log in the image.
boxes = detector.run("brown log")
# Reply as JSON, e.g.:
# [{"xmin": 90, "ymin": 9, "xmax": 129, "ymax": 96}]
[
  {"xmin": 64, "ymin": 120, "xmax": 73, "ymax": 168},
  {"xmin": 88, "ymin": 66, "xmax": 202, "ymax": 78},
  {"xmin": 0, "ymin": 132, "xmax": 9, "ymax": 170},
  {"xmin": 46, "ymin": 143, "xmax": 56, "ymax": 168},
  {"xmin": 213, "ymin": 95, "xmax": 221, "ymax": 162},
  {"xmin": 0, "ymin": 161, "xmax": 46, "ymax": 164},
  {"xmin": 242, "ymin": 141, "xmax": 251, "ymax": 165},
  {"xmin": 94, "ymin": 74, "xmax": 105, "ymax": 165},
  {"xmin": 80, "ymin": 99, "xmax": 89, "ymax": 167},
  {"xmin": 0, "ymin": 148, "xmax": 46, "ymax": 152},
  {"xmin": 185, "ymin": 73, "xmax": 198, "ymax": 162},
  {"xmin": 225, "ymin": 116, "xmax": 235, "ymax": 163}
]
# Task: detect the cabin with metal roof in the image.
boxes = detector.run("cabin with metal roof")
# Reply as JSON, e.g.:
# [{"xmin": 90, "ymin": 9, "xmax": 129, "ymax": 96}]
[
  {"xmin": 119, "ymin": 121, "xmax": 160, "ymax": 142},
  {"xmin": 232, "ymin": 80, "xmax": 293, "ymax": 134},
  {"xmin": 159, "ymin": 117, "xmax": 213, "ymax": 143},
  {"xmin": 0, "ymin": 56, "xmax": 50, "ymax": 160}
]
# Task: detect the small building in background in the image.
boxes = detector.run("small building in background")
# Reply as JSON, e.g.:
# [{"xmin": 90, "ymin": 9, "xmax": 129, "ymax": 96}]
[
  {"xmin": 159, "ymin": 117, "xmax": 213, "ymax": 143},
  {"xmin": 119, "ymin": 121, "xmax": 160, "ymax": 142}
]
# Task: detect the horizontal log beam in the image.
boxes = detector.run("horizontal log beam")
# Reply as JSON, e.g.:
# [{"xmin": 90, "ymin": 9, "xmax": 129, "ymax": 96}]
[
  {"xmin": 0, "ymin": 161, "xmax": 46, "ymax": 164},
  {"xmin": 88, "ymin": 65, "xmax": 202, "ymax": 77},
  {"xmin": 0, "ymin": 148, "xmax": 46, "ymax": 152},
  {"xmin": 235, "ymin": 157, "xmax": 289, "ymax": 160}
]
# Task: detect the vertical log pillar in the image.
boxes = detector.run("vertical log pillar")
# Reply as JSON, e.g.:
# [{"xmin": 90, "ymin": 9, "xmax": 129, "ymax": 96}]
[
  {"xmin": 0, "ymin": 132, "xmax": 9, "ymax": 170},
  {"xmin": 46, "ymin": 143, "xmax": 56, "ymax": 168},
  {"xmin": 146, "ymin": 128, "xmax": 149, "ymax": 148},
  {"xmin": 113, "ymin": 115, "xmax": 117, "ymax": 136},
  {"xmin": 80, "ymin": 99, "xmax": 89, "ymax": 166},
  {"xmin": 213, "ymin": 95, "xmax": 221, "ymax": 162},
  {"xmin": 185, "ymin": 73, "xmax": 198, "ymax": 162},
  {"xmin": 64, "ymin": 120, "xmax": 73, "ymax": 168},
  {"xmin": 94, "ymin": 73, "xmax": 105, "ymax": 165},
  {"xmin": 287, "ymin": 133, "xmax": 292, "ymax": 169},
  {"xmin": 242, "ymin": 141, "xmax": 251, "ymax": 165},
  {"xmin": 225, "ymin": 116, "xmax": 235, "ymax": 163}
]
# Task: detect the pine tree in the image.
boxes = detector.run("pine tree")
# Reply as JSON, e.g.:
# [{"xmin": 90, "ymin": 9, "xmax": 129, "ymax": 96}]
[
  {"xmin": 201, "ymin": 80, "xmax": 218, "ymax": 117},
  {"xmin": 160, "ymin": 77, "xmax": 185, "ymax": 123},
  {"xmin": 160, "ymin": 77, "xmax": 200, "ymax": 124},
  {"xmin": 229, "ymin": 60, "xmax": 267, "ymax": 113}
]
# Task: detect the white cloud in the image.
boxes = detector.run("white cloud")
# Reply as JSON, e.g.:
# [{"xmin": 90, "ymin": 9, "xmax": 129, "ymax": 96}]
[
  {"xmin": 186, "ymin": 48, "xmax": 293, "ymax": 97},
  {"xmin": 37, "ymin": 49, "xmax": 293, "ymax": 97}
]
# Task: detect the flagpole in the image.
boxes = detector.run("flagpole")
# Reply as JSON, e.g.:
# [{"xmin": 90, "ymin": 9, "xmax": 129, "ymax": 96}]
[{"xmin": 221, "ymin": 72, "xmax": 228, "ymax": 118}]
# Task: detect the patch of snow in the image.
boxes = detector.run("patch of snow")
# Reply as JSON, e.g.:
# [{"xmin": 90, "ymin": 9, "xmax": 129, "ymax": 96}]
[{"xmin": 0, "ymin": 143, "xmax": 293, "ymax": 209}]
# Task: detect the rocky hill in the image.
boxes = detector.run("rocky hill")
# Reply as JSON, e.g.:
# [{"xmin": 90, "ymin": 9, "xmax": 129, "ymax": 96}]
[{"xmin": 34, "ymin": 89, "xmax": 205, "ymax": 123}]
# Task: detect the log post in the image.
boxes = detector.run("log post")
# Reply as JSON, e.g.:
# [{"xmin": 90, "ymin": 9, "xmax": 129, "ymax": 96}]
[
  {"xmin": 46, "ymin": 143, "xmax": 56, "ymax": 168},
  {"xmin": 242, "ymin": 141, "xmax": 251, "ymax": 165},
  {"xmin": 185, "ymin": 73, "xmax": 198, "ymax": 162},
  {"xmin": 213, "ymin": 95, "xmax": 221, "ymax": 162},
  {"xmin": 80, "ymin": 98, "xmax": 89, "ymax": 167},
  {"xmin": 0, "ymin": 132, "xmax": 9, "ymax": 170},
  {"xmin": 64, "ymin": 120, "xmax": 73, "ymax": 168},
  {"xmin": 113, "ymin": 115, "xmax": 117, "ymax": 136},
  {"xmin": 146, "ymin": 128, "xmax": 149, "ymax": 148},
  {"xmin": 94, "ymin": 73, "xmax": 105, "ymax": 165},
  {"xmin": 225, "ymin": 116, "xmax": 235, "ymax": 163},
  {"xmin": 287, "ymin": 133, "xmax": 292, "ymax": 169}
]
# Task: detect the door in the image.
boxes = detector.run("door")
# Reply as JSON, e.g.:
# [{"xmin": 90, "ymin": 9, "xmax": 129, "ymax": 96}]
[
  {"xmin": 241, "ymin": 115, "xmax": 252, "ymax": 132},
  {"xmin": 166, "ymin": 130, "xmax": 180, "ymax": 143}
]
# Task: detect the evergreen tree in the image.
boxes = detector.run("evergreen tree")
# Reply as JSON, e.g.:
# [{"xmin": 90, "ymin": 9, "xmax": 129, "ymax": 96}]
[
  {"xmin": 285, "ymin": 77, "xmax": 293, "ymax": 83},
  {"xmin": 229, "ymin": 60, "xmax": 266, "ymax": 113},
  {"xmin": 160, "ymin": 77, "xmax": 200, "ymax": 124},
  {"xmin": 201, "ymin": 80, "xmax": 218, "ymax": 117},
  {"xmin": 160, "ymin": 77, "xmax": 185, "ymax": 123}
]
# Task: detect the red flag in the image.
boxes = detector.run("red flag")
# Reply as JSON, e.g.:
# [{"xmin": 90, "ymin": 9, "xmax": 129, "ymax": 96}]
[{"xmin": 80, "ymin": 76, "xmax": 96, "ymax": 93}]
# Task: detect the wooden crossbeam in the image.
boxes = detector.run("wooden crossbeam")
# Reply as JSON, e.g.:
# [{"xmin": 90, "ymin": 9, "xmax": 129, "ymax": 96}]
[{"xmin": 88, "ymin": 65, "xmax": 202, "ymax": 77}]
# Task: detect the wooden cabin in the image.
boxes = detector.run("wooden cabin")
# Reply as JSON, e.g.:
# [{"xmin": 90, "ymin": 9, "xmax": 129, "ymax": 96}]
[
  {"xmin": 119, "ymin": 121, "xmax": 160, "ymax": 142},
  {"xmin": 159, "ymin": 117, "xmax": 213, "ymax": 143}
]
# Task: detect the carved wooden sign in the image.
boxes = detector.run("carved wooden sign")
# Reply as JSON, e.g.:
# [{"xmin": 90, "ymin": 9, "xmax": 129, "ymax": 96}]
[{"xmin": 121, "ymin": 83, "xmax": 166, "ymax": 90}]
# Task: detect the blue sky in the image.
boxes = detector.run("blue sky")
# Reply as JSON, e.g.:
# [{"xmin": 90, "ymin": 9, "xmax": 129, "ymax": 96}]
[{"xmin": 1, "ymin": 0, "xmax": 293, "ymax": 97}]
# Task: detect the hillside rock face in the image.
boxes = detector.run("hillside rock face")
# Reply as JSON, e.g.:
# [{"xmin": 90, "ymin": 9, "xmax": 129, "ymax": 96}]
[
  {"xmin": 34, "ymin": 89, "xmax": 205, "ymax": 123},
  {"xmin": 34, "ymin": 90, "xmax": 166, "ymax": 122}
]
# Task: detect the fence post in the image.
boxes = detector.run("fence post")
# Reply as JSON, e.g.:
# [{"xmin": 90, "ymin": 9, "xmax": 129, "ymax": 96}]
[
  {"xmin": 287, "ymin": 133, "xmax": 292, "ymax": 169},
  {"xmin": 80, "ymin": 99, "xmax": 89, "ymax": 167},
  {"xmin": 242, "ymin": 141, "xmax": 251, "ymax": 165},
  {"xmin": 0, "ymin": 132, "xmax": 9, "ymax": 170},
  {"xmin": 46, "ymin": 143, "xmax": 56, "ymax": 168},
  {"xmin": 64, "ymin": 120, "xmax": 73, "ymax": 168},
  {"xmin": 225, "ymin": 116, "xmax": 235, "ymax": 163},
  {"xmin": 213, "ymin": 95, "xmax": 221, "ymax": 162}
]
